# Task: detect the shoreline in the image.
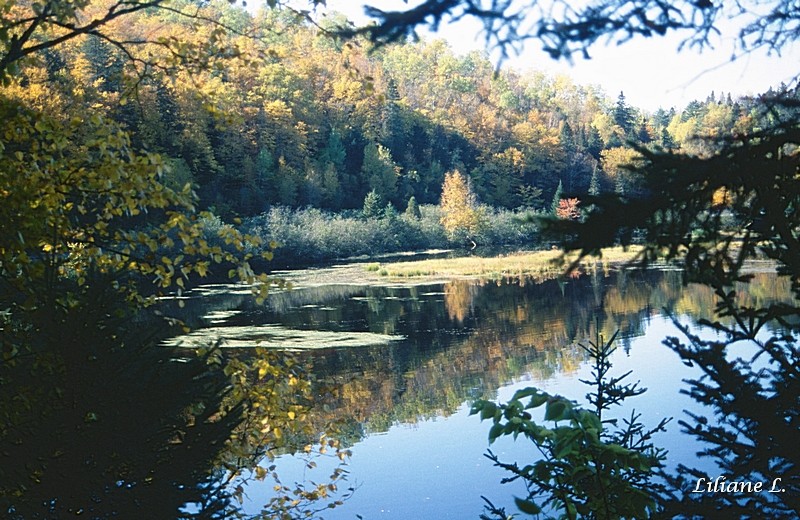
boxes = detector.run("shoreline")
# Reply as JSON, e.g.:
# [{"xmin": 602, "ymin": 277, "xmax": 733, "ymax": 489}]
[{"xmin": 269, "ymin": 246, "xmax": 646, "ymax": 289}]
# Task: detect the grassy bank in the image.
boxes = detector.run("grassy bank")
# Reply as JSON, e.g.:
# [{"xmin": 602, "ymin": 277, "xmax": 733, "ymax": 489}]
[{"xmin": 367, "ymin": 246, "xmax": 643, "ymax": 280}]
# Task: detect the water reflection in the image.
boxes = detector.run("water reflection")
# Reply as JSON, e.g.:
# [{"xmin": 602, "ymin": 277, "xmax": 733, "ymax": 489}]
[
  {"xmin": 7, "ymin": 267, "xmax": 787, "ymax": 518},
  {"xmin": 173, "ymin": 269, "xmax": 792, "ymax": 443},
  {"xmin": 202, "ymin": 268, "xmax": 789, "ymax": 518},
  {"xmin": 0, "ymin": 301, "xmax": 243, "ymax": 519}
]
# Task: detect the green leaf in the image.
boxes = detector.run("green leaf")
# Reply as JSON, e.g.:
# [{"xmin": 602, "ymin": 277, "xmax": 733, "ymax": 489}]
[
  {"xmin": 544, "ymin": 400, "xmax": 568, "ymax": 421},
  {"xmin": 529, "ymin": 392, "xmax": 549, "ymax": 408},
  {"xmin": 514, "ymin": 497, "xmax": 541, "ymax": 515},
  {"xmin": 488, "ymin": 422, "xmax": 505, "ymax": 443},
  {"xmin": 512, "ymin": 387, "xmax": 538, "ymax": 400},
  {"xmin": 480, "ymin": 401, "xmax": 498, "ymax": 421}
]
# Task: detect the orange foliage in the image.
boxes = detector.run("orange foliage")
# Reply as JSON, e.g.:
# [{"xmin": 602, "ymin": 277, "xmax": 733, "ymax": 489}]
[{"xmin": 556, "ymin": 198, "xmax": 581, "ymax": 220}]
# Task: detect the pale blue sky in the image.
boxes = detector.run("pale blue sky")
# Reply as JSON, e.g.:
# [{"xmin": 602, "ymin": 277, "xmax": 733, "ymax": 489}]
[{"xmin": 273, "ymin": 0, "xmax": 800, "ymax": 112}]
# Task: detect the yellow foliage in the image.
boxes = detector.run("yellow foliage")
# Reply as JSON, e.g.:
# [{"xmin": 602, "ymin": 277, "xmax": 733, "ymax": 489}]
[
  {"xmin": 440, "ymin": 170, "xmax": 482, "ymax": 240},
  {"xmin": 711, "ymin": 187, "xmax": 731, "ymax": 208},
  {"xmin": 600, "ymin": 147, "xmax": 643, "ymax": 178},
  {"xmin": 444, "ymin": 280, "xmax": 476, "ymax": 323}
]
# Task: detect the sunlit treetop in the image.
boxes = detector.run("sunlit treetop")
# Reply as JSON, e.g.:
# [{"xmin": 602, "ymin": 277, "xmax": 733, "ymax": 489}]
[{"xmin": 0, "ymin": 0, "xmax": 329, "ymax": 84}]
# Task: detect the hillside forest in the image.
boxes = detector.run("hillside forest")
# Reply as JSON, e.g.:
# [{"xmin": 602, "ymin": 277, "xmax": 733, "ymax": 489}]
[{"xmin": 6, "ymin": 1, "xmax": 796, "ymax": 265}]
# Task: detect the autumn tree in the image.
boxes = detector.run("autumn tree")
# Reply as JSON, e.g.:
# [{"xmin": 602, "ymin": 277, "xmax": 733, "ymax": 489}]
[
  {"xmin": 600, "ymin": 146, "xmax": 644, "ymax": 196},
  {"xmin": 440, "ymin": 170, "xmax": 482, "ymax": 247},
  {"xmin": 555, "ymin": 198, "xmax": 581, "ymax": 220}
]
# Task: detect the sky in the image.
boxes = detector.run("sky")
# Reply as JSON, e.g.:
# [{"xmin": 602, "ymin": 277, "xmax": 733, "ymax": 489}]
[{"xmin": 269, "ymin": 0, "xmax": 800, "ymax": 112}]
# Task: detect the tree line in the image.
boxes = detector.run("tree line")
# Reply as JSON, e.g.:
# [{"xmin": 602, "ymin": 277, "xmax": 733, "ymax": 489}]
[{"xmin": 7, "ymin": 1, "xmax": 791, "ymax": 224}]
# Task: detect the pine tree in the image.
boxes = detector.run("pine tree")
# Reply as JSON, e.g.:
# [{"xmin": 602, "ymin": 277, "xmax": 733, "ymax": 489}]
[
  {"xmin": 585, "ymin": 125, "xmax": 604, "ymax": 160},
  {"xmin": 383, "ymin": 203, "xmax": 398, "ymax": 220},
  {"xmin": 560, "ymin": 121, "xmax": 575, "ymax": 155},
  {"xmin": 404, "ymin": 196, "xmax": 421, "ymax": 219},
  {"xmin": 551, "ymin": 179, "xmax": 564, "ymax": 215},
  {"xmin": 614, "ymin": 91, "xmax": 635, "ymax": 137},
  {"xmin": 661, "ymin": 128, "xmax": 678, "ymax": 150},
  {"xmin": 518, "ymin": 185, "xmax": 544, "ymax": 209},
  {"xmin": 361, "ymin": 142, "xmax": 399, "ymax": 204},
  {"xmin": 636, "ymin": 117, "xmax": 653, "ymax": 143},
  {"xmin": 589, "ymin": 166, "xmax": 600, "ymax": 196},
  {"xmin": 362, "ymin": 190, "xmax": 384, "ymax": 219},
  {"xmin": 321, "ymin": 129, "xmax": 346, "ymax": 170},
  {"xmin": 682, "ymin": 100, "xmax": 705, "ymax": 121}
]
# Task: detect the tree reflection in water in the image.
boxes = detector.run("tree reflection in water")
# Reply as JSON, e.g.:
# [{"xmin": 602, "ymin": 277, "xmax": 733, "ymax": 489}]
[
  {"xmin": 0, "ymin": 281, "xmax": 349, "ymax": 519},
  {"xmin": 257, "ymin": 269, "xmax": 793, "ymax": 442},
  {"xmin": 5, "ymin": 268, "xmax": 789, "ymax": 517}
]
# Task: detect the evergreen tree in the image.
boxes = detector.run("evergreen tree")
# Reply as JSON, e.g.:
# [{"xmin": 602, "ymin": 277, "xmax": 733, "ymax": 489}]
[
  {"xmin": 383, "ymin": 203, "xmax": 398, "ymax": 220},
  {"xmin": 321, "ymin": 162, "xmax": 342, "ymax": 209},
  {"xmin": 588, "ymin": 165, "xmax": 600, "ymax": 196},
  {"xmin": 585, "ymin": 125, "xmax": 604, "ymax": 160},
  {"xmin": 614, "ymin": 91, "xmax": 635, "ymax": 137},
  {"xmin": 321, "ymin": 129, "xmax": 347, "ymax": 170},
  {"xmin": 614, "ymin": 175, "xmax": 625, "ymax": 196},
  {"xmin": 636, "ymin": 116, "xmax": 653, "ymax": 143},
  {"xmin": 383, "ymin": 77, "xmax": 405, "ymax": 153},
  {"xmin": 518, "ymin": 185, "xmax": 544, "ymax": 209},
  {"xmin": 256, "ymin": 148, "xmax": 277, "ymax": 201},
  {"xmin": 682, "ymin": 100, "xmax": 705, "ymax": 121},
  {"xmin": 361, "ymin": 142, "xmax": 399, "ymax": 204},
  {"xmin": 551, "ymin": 179, "xmax": 564, "ymax": 215},
  {"xmin": 362, "ymin": 190, "xmax": 384, "ymax": 219},
  {"xmin": 560, "ymin": 121, "xmax": 575, "ymax": 155},
  {"xmin": 276, "ymin": 157, "xmax": 299, "ymax": 206},
  {"xmin": 661, "ymin": 128, "xmax": 678, "ymax": 150},
  {"xmin": 404, "ymin": 196, "xmax": 421, "ymax": 219},
  {"xmin": 652, "ymin": 108, "xmax": 672, "ymax": 129}
]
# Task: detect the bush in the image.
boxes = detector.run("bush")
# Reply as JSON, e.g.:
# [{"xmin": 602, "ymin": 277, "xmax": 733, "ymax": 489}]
[
  {"xmin": 474, "ymin": 206, "xmax": 540, "ymax": 247},
  {"xmin": 244, "ymin": 205, "xmax": 540, "ymax": 267}
]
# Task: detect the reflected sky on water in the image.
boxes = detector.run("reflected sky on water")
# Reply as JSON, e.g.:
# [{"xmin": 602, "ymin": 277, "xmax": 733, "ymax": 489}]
[{"xmin": 167, "ymin": 268, "xmax": 790, "ymax": 519}]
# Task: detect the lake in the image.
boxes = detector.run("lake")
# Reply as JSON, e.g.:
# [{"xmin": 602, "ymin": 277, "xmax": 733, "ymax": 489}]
[{"xmin": 165, "ymin": 263, "xmax": 791, "ymax": 519}]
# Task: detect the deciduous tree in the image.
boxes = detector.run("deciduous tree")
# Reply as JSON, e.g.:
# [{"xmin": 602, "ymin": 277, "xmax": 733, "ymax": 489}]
[{"xmin": 440, "ymin": 169, "xmax": 482, "ymax": 246}]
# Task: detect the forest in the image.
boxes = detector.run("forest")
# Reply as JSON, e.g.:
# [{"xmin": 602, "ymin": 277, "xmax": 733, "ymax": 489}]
[{"xmin": 5, "ymin": 0, "xmax": 795, "ymax": 265}]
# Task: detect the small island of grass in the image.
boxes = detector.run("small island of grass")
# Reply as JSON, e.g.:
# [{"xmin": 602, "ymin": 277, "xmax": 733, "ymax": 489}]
[{"xmin": 366, "ymin": 246, "xmax": 643, "ymax": 280}]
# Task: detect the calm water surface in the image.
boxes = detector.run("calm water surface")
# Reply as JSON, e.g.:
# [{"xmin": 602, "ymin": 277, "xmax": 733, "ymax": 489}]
[{"xmin": 169, "ymin": 266, "xmax": 790, "ymax": 519}]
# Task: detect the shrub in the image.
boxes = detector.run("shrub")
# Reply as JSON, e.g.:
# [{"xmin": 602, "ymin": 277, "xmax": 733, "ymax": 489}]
[
  {"xmin": 473, "ymin": 206, "xmax": 539, "ymax": 247},
  {"xmin": 244, "ymin": 205, "xmax": 540, "ymax": 267}
]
